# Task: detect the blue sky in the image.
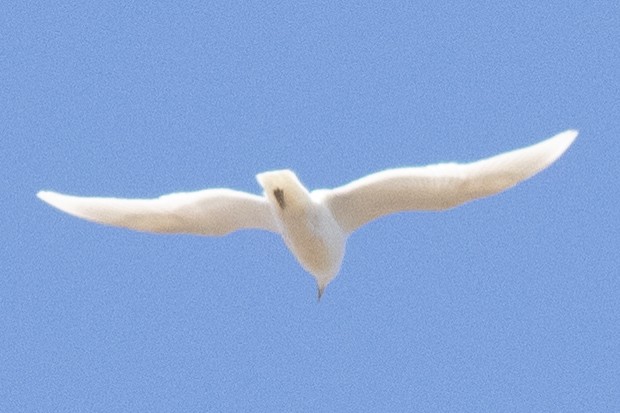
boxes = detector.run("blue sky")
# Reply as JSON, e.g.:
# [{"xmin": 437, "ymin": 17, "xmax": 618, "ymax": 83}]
[{"xmin": 2, "ymin": 2, "xmax": 619, "ymax": 411}]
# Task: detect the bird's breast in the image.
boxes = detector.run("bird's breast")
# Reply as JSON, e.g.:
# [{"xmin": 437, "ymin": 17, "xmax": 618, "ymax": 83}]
[{"xmin": 278, "ymin": 207, "xmax": 346, "ymax": 279}]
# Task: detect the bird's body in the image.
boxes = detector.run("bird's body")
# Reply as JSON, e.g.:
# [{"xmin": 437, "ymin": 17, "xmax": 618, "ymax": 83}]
[
  {"xmin": 257, "ymin": 170, "xmax": 346, "ymax": 297},
  {"xmin": 38, "ymin": 130, "xmax": 577, "ymax": 298}
]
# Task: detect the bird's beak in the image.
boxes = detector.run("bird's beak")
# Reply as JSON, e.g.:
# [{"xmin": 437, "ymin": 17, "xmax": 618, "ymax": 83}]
[{"xmin": 317, "ymin": 285, "xmax": 325, "ymax": 302}]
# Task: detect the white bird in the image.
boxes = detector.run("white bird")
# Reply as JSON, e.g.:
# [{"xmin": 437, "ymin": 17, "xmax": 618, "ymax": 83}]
[{"xmin": 38, "ymin": 130, "xmax": 577, "ymax": 299}]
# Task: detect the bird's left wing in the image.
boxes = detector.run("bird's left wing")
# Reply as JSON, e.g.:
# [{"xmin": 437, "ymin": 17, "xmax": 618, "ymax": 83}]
[
  {"xmin": 321, "ymin": 130, "xmax": 577, "ymax": 233},
  {"xmin": 37, "ymin": 189, "xmax": 279, "ymax": 236}
]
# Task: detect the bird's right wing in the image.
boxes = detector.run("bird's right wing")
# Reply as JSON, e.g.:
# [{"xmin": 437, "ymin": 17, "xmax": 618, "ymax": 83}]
[
  {"xmin": 322, "ymin": 130, "xmax": 577, "ymax": 233},
  {"xmin": 37, "ymin": 188, "xmax": 279, "ymax": 236}
]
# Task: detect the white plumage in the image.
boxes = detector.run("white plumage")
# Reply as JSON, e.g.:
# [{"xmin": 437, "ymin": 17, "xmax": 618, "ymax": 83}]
[{"xmin": 38, "ymin": 130, "xmax": 577, "ymax": 299}]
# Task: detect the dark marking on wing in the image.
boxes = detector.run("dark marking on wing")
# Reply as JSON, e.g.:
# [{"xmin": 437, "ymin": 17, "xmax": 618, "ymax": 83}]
[{"xmin": 273, "ymin": 188, "xmax": 286, "ymax": 209}]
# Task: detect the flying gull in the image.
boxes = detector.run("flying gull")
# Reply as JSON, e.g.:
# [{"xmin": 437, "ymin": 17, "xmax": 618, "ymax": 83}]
[{"xmin": 38, "ymin": 130, "xmax": 577, "ymax": 299}]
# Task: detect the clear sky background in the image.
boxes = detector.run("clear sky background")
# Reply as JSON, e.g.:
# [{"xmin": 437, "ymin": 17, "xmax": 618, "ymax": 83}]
[{"xmin": 2, "ymin": 2, "xmax": 619, "ymax": 412}]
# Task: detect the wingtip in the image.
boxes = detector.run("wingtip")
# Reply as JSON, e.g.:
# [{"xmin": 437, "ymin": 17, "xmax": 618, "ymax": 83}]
[
  {"xmin": 37, "ymin": 190, "xmax": 70, "ymax": 211},
  {"xmin": 37, "ymin": 190, "xmax": 64, "ymax": 202},
  {"xmin": 560, "ymin": 129, "xmax": 579, "ymax": 143},
  {"xmin": 545, "ymin": 129, "xmax": 578, "ymax": 159},
  {"xmin": 36, "ymin": 190, "xmax": 53, "ymax": 202}
]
